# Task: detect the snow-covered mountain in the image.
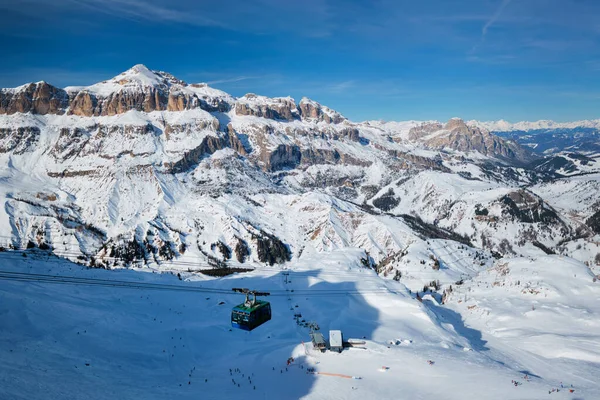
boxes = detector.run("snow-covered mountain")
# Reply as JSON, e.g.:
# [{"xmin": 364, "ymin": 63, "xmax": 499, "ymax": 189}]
[
  {"xmin": 1, "ymin": 64, "xmax": 600, "ymax": 399},
  {"xmin": 0, "ymin": 64, "xmax": 598, "ymax": 270}
]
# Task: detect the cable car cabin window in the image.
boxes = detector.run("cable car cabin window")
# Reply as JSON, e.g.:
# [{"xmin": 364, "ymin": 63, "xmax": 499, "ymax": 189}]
[{"xmin": 232, "ymin": 311, "xmax": 249, "ymax": 323}]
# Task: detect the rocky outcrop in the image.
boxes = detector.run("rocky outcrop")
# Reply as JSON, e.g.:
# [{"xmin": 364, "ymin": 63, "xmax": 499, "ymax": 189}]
[
  {"xmin": 163, "ymin": 119, "xmax": 219, "ymax": 139},
  {"xmin": 68, "ymin": 87, "xmax": 230, "ymax": 117},
  {"xmin": 50, "ymin": 127, "xmax": 91, "ymax": 160},
  {"xmin": 0, "ymin": 126, "xmax": 41, "ymax": 154},
  {"xmin": 0, "ymin": 82, "xmax": 68, "ymax": 115},
  {"xmin": 96, "ymin": 122, "xmax": 154, "ymax": 139},
  {"xmin": 166, "ymin": 88, "xmax": 231, "ymax": 113},
  {"xmin": 298, "ymin": 97, "xmax": 345, "ymax": 124},
  {"xmin": 408, "ymin": 122, "xmax": 443, "ymax": 141},
  {"xmin": 268, "ymin": 144, "xmax": 302, "ymax": 171},
  {"xmin": 69, "ymin": 88, "xmax": 168, "ymax": 116},
  {"xmin": 1, "ymin": 65, "xmax": 234, "ymax": 117},
  {"xmin": 384, "ymin": 149, "xmax": 450, "ymax": 172},
  {"xmin": 300, "ymin": 148, "xmax": 341, "ymax": 166},
  {"xmin": 68, "ymin": 91, "xmax": 97, "ymax": 117},
  {"xmin": 227, "ymin": 132, "xmax": 248, "ymax": 156},
  {"xmin": 235, "ymin": 94, "xmax": 299, "ymax": 121},
  {"xmin": 335, "ymin": 127, "xmax": 360, "ymax": 142},
  {"xmin": 167, "ymin": 91, "xmax": 193, "ymax": 112},
  {"xmin": 299, "ymin": 148, "xmax": 371, "ymax": 167},
  {"xmin": 189, "ymin": 84, "xmax": 231, "ymax": 112},
  {"xmin": 166, "ymin": 134, "xmax": 230, "ymax": 173}
]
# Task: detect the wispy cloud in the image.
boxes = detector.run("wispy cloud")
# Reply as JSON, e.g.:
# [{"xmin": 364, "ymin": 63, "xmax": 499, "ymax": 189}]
[
  {"xmin": 471, "ymin": 0, "xmax": 512, "ymax": 53},
  {"xmin": 72, "ymin": 0, "xmax": 227, "ymax": 27},
  {"xmin": 1, "ymin": 0, "xmax": 229, "ymax": 28},
  {"xmin": 466, "ymin": 53, "xmax": 517, "ymax": 64},
  {"xmin": 482, "ymin": 0, "xmax": 511, "ymax": 38},
  {"xmin": 327, "ymin": 80, "xmax": 356, "ymax": 93},
  {"xmin": 205, "ymin": 76, "xmax": 259, "ymax": 85}
]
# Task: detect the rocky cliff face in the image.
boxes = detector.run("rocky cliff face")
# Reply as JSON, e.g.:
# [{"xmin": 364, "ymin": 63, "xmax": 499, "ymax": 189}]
[
  {"xmin": 235, "ymin": 94, "xmax": 299, "ymax": 121},
  {"xmin": 0, "ymin": 82, "xmax": 68, "ymax": 115},
  {"xmin": 298, "ymin": 97, "xmax": 345, "ymax": 124},
  {"xmin": 68, "ymin": 88, "xmax": 169, "ymax": 116},
  {"xmin": 0, "ymin": 65, "xmax": 234, "ymax": 118},
  {"xmin": 0, "ymin": 67, "xmax": 542, "ymax": 197}
]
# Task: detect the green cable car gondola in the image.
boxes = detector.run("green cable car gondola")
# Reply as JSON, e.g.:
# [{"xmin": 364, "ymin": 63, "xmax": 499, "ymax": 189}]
[{"xmin": 231, "ymin": 288, "xmax": 271, "ymax": 331}]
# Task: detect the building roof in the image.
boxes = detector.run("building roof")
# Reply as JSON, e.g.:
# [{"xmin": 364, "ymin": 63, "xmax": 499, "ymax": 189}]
[{"xmin": 329, "ymin": 330, "xmax": 343, "ymax": 347}]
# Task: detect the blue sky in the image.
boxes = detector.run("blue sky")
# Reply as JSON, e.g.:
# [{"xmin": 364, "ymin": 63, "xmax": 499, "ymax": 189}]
[{"xmin": 1, "ymin": 0, "xmax": 599, "ymax": 122}]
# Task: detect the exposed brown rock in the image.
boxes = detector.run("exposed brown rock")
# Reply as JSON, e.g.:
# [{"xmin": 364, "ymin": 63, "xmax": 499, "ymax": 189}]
[
  {"xmin": 69, "ymin": 91, "xmax": 97, "ymax": 117},
  {"xmin": 298, "ymin": 98, "xmax": 345, "ymax": 124},
  {"xmin": 408, "ymin": 122, "xmax": 443, "ymax": 141},
  {"xmin": 336, "ymin": 127, "xmax": 360, "ymax": 142},
  {"xmin": 235, "ymin": 95, "xmax": 299, "ymax": 121},
  {"xmin": 409, "ymin": 119, "xmax": 530, "ymax": 162},
  {"xmin": 267, "ymin": 144, "xmax": 302, "ymax": 171},
  {"xmin": 167, "ymin": 92, "xmax": 188, "ymax": 111},
  {"xmin": 166, "ymin": 134, "xmax": 230, "ymax": 173},
  {"xmin": 385, "ymin": 149, "xmax": 450, "ymax": 172},
  {"xmin": 0, "ymin": 82, "xmax": 68, "ymax": 115}
]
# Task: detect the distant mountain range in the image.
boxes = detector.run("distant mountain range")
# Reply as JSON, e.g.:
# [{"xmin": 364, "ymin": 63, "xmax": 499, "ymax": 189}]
[
  {"xmin": 468, "ymin": 119, "xmax": 600, "ymax": 132},
  {"xmin": 468, "ymin": 119, "xmax": 600, "ymax": 155}
]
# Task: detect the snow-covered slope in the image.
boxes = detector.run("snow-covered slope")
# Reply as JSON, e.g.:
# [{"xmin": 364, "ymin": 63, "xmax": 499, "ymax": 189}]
[
  {"xmin": 2, "ymin": 250, "xmax": 599, "ymax": 399},
  {"xmin": 446, "ymin": 256, "xmax": 600, "ymax": 371}
]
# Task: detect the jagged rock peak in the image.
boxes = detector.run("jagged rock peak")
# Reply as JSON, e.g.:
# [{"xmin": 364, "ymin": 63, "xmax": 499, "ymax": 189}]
[
  {"xmin": 116, "ymin": 64, "xmax": 186, "ymax": 87},
  {"xmin": 64, "ymin": 64, "xmax": 189, "ymax": 97},
  {"xmin": 0, "ymin": 81, "xmax": 69, "ymax": 115},
  {"xmin": 444, "ymin": 117, "xmax": 468, "ymax": 130},
  {"xmin": 1, "ymin": 65, "xmax": 232, "ymax": 117},
  {"xmin": 298, "ymin": 97, "xmax": 345, "ymax": 124},
  {"xmin": 409, "ymin": 118, "xmax": 531, "ymax": 162}
]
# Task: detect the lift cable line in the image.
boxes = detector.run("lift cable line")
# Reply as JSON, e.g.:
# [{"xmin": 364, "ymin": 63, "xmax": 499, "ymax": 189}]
[
  {"xmin": 0, "ymin": 269, "xmax": 392, "ymax": 294},
  {"xmin": 0, "ymin": 270, "xmax": 397, "ymax": 297}
]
